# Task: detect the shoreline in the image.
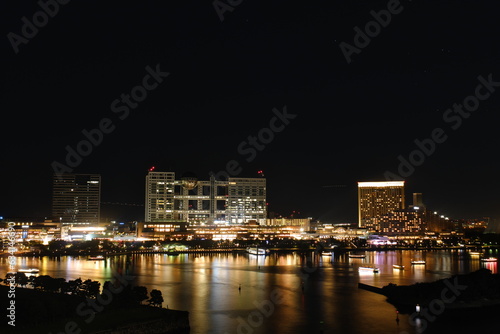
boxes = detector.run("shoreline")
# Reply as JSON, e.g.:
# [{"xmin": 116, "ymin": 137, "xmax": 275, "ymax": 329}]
[
  {"xmin": 2, "ymin": 245, "xmax": 498, "ymax": 258},
  {"xmin": 378, "ymin": 268, "xmax": 500, "ymax": 313}
]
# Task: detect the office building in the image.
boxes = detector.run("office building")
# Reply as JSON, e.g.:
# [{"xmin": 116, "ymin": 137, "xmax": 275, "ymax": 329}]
[
  {"xmin": 52, "ymin": 174, "xmax": 101, "ymax": 225},
  {"xmin": 227, "ymin": 177, "xmax": 267, "ymax": 224},
  {"xmin": 358, "ymin": 181, "xmax": 405, "ymax": 227},
  {"xmin": 145, "ymin": 171, "xmax": 266, "ymax": 225},
  {"xmin": 145, "ymin": 171, "xmax": 175, "ymax": 222}
]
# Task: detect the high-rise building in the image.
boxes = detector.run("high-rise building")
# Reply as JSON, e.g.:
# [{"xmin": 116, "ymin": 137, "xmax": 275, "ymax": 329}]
[
  {"xmin": 227, "ymin": 177, "xmax": 267, "ymax": 224},
  {"xmin": 145, "ymin": 171, "xmax": 175, "ymax": 222},
  {"xmin": 145, "ymin": 171, "xmax": 267, "ymax": 225},
  {"xmin": 358, "ymin": 181, "xmax": 405, "ymax": 227},
  {"xmin": 52, "ymin": 174, "xmax": 101, "ymax": 225},
  {"xmin": 412, "ymin": 192, "xmax": 424, "ymax": 208}
]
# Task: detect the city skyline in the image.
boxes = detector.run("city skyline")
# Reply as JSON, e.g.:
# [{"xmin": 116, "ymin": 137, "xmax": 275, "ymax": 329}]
[
  {"xmin": 3, "ymin": 1, "xmax": 500, "ymax": 226},
  {"xmin": 2, "ymin": 169, "xmax": 493, "ymax": 230},
  {"xmin": 3, "ymin": 3, "xmax": 500, "ymax": 333}
]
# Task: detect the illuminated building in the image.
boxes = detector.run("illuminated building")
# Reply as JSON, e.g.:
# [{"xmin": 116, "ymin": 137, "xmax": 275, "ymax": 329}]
[
  {"xmin": 52, "ymin": 173, "xmax": 101, "ymax": 225},
  {"xmin": 364, "ymin": 206, "xmax": 453, "ymax": 235},
  {"xmin": 367, "ymin": 209, "xmax": 424, "ymax": 235},
  {"xmin": 227, "ymin": 178, "xmax": 266, "ymax": 224},
  {"xmin": 145, "ymin": 171, "xmax": 266, "ymax": 225},
  {"xmin": 0, "ymin": 219, "xmax": 61, "ymax": 244},
  {"xmin": 145, "ymin": 171, "xmax": 175, "ymax": 222},
  {"xmin": 358, "ymin": 181, "xmax": 405, "ymax": 228},
  {"xmin": 266, "ymin": 218, "xmax": 311, "ymax": 230},
  {"xmin": 412, "ymin": 192, "xmax": 424, "ymax": 208},
  {"xmin": 137, "ymin": 221, "xmax": 187, "ymax": 239}
]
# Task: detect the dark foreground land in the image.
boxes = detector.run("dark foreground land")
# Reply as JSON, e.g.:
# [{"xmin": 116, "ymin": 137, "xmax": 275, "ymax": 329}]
[
  {"xmin": 381, "ymin": 268, "xmax": 500, "ymax": 313},
  {"xmin": 0, "ymin": 284, "xmax": 189, "ymax": 334}
]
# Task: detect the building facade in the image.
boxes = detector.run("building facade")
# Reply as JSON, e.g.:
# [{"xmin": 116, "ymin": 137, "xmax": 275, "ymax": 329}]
[
  {"xmin": 52, "ymin": 173, "xmax": 101, "ymax": 225},
  {"xmin": 145, "ymin": 171, "xmax": 266, "ymax": 225},
  {"xmin": 358, "ymin": 181, "xmax": 405, "ymax": 228},
  {"xmin": 367, "ymin": 208, "xmax": 424, "ymax": 235}
]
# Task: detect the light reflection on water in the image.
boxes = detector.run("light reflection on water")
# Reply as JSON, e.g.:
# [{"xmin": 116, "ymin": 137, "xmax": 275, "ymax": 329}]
[{"xmin": 1, "ymin": 249, "xmax": 498, "ymax": 334}]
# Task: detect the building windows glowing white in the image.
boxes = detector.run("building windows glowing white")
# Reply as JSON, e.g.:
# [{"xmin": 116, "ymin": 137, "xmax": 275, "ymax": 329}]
[
  {"xmin": 145, "ymin": 171, "xmax": 266, "ymax": 225},
  {"xmin": 358, "ymin": 181, "xmax": 405, "ymax": 228},
  {"xmin": 52, "ymin": 174, "xmax": 101, "ymax": 225}
]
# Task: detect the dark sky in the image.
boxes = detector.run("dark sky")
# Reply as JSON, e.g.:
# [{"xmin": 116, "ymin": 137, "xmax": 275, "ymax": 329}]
[{"xmin": 2, "ymin": 0, "xmax": 500, "ymax": 224}]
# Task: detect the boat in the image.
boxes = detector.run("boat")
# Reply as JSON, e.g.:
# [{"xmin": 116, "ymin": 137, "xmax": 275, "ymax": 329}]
[
  {"xmin": 481, "ymin": 257, "xmax": 498, "ymax": 262},
  {"xmin": 88, "ymin": 255, "xmax": 105, "ymax": 260},
  {"xmin": 469, "ymin": 251, "xmax": 481, "ymax": 255},
  {"xmin": 411, "ymin": 260, "xmax": 426, "ymax": 265},
  {"xmin": 359, "ymin": 266, "xmax": 379, "ymax": 273},
  {"xmin": 246, "ymin": 247, "xmax": 268, "ymax": 255},
  {"xmin": 18, "ymin": 268, "xmax": 39, "ymax": 273},
  {"xmin": 321, "ymin": 251, "xmax": 333, "ymax": 256},
  {"xmin": 348, "ymin": 254, "xmax": 366, "ymax": 258}
]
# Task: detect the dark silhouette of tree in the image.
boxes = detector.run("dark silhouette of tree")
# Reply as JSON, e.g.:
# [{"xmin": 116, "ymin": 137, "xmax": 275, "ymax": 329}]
[
  {"xmin": 83, "ymin": 279, "xmax": 101, "ymax": 298},
  {"xmin": 4, "ymin": 273, "xmax": 15, "ymax": 285},
  {"xmin": 15, "ymin": 272, "xmax": 28, "ymax": 287},
  {"xmin": 148, "ymin": 289, "xmax": 164, "ymax": 307},
  {"xmin": 65, "ymin": 278, "xmax": 82, "ymax": 295},
  {"xmin": 103, "ymin": 280, "xmax": 112, "ymax": 292},
  {"xmin": 33, "ymin": 275, "xmax": 50, "ymax": 290},
  {"xmin": 132, "ymin": 286, "xmax": 148, "ymax": 305}
]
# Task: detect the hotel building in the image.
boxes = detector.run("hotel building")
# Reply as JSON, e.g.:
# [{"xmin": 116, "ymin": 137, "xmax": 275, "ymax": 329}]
[
  {"xmin": 358, "ymin": 181, "xmax": 405, "ymax": 228},
  {"xmin": 145, "ymin": 171, "xmax": 266, "ymax": 225},
  {"xmin": 52, "ymin": 173, "xmax": 101, "ymax": 225}
]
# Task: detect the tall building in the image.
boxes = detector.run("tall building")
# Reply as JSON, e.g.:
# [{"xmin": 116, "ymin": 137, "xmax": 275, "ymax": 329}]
[
  {"xmin": 145, "ymin": 171, "xmax": 266, "ymax": 225},
  {"xmin": 412, "ymin": 192, "xmax": 424, "ymax": 208},
  {"xmin": 367, "ymin": 208, "xmax": 424, "ymax": 235},
  {"xmin": 52, "ymin": 174, "xmax": 101, "ymax": 225},
  {"xmin": 145, "ymin": 171, "xmax": 175, "ymax": 222},
  {"xmin": 358, "ymin": 181, "xmax": 405, "ymax": 227},
  {"xmin": 227, "ymin": 178, "xmax": 267, "ymax": 224}
]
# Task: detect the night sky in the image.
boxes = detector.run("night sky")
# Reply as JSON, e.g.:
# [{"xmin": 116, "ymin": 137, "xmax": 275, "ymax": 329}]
[{"xmin": 2, "ymin": 0, "xmax": 500, "ymax": 225}]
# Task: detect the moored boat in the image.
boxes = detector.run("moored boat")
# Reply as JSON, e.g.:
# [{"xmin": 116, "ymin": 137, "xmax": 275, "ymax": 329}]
[
  {"xmin": 393, "ymin": 264, "xmax": 405, "ymax": 270},
  {"xmin": 348, "ymin": 253, "xmax": 366, "ymax": 258},
  {"xmin": 246, "ymin": 247, "xmax": 268, "ymax": 255},
  {"xmin": 359, "ymin": 266, "xmax": 379, "ymax": 273},
  {"xmin": 18, "ymin": 268, "xmax": 39, "ymax": 273}
]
